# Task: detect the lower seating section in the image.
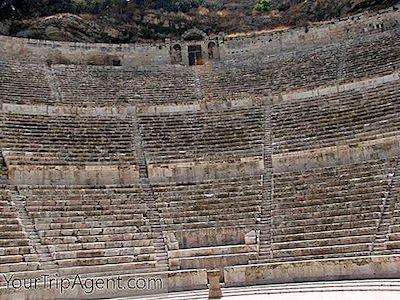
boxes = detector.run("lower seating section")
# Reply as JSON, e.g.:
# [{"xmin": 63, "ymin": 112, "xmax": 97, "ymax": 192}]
[
  {"xmin": 18, "ymin": 185, "xmax": 158, "ymax": 276},
  {"xmin": 1, "ymin": 113, "xmax": 137, "ymax": 165},
  {"xmin": 152, "ymin": 176, "xmax": 262, "ymax": 270},
  {"xmin": 138, "ymin": 107, "xmax": 264, "ymax": 163},
  {"xmin": 0, "ymin": 60, "xmax": 52, "ymax": 104},
  {"xmin": 270, "ymin": 159, "xmax": 396, "ymax": 262},
  {"xmin": 385, "ymin": 166, "xmax": 400, "ymax": 253},
  {"xmin": 272, "ymin": 80, "xmax": 400, "ymax": 154},
  {"xmin": 52, "ymin": 64, "xmax": 201, "ymax": 105},
  {"xmin": 0, "ymin": 177, "xmax": 39, "ymax": 275}
]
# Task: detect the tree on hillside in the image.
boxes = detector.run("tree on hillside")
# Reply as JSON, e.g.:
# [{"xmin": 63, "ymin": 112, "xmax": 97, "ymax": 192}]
[{"xmin": 254, "ymin": 0, "xmax": 271, "ymax": 12}]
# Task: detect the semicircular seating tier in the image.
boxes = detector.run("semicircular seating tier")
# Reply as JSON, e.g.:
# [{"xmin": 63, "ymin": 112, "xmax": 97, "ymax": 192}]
[{"xmin": 1, "ymin": 17, "xmax": 400, "ymax": 290}]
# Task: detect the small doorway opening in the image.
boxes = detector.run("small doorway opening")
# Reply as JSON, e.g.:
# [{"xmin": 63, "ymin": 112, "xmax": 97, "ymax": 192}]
[
  {"xmin": 188, "ymin": 45, "xmax": 203, "ymax": 66},
  {"xmin": 112, "ymin": 59, "xmax": 121, "ymax": 66},
  {"xmin": 172, "ymin": 44, "xmax": 182, "ymax": 64},
  {"xmin": 208, "ymin": 42, "xmax": 216, "ymax": 59}
]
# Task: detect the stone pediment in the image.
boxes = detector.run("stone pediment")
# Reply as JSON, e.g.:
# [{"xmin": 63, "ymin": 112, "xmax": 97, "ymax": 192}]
[{"xmin": 182, "ymin": 28, "xmax": 207, "ymax": 41}]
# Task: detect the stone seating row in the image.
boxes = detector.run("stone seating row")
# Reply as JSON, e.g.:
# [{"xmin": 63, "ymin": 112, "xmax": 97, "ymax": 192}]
[
  {"xmin": 0, "ymin": 61, "xmax": 52, "ymax": 104},
  {"xmin": 153, "ymin": 176, "xmax": 262, "ymax": 271},
  {"xmin": 272, "ymin": 79, "xmax": 400, "ymax": 153},
  {"xmin": 50, "ymin": 64, "xmax": 201, "ymax": 104},
  {"xmin": 1, "ymin": 113, "xmax": 137, "ymax": 165},
  {"xmin": 152, "ymin": 176, "xmax": 262, "ymax": 232},
  {"xmin": 17, "ymin": 185, "xmax": 159, "ymax": 275},
  {"xmin": 138, "ymin": 107, "xmax": 264, "ymax": 163},
  {"xmin": 269, "ymin": 159, "xmax": 397, "ymax": 262}
]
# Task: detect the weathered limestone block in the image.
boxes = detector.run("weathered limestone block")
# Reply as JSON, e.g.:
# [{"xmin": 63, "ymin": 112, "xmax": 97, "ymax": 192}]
[
  {"xmin": 224, "ymin": 255, "xmax": 400, "ymax": 287},
  {"xmin": 207, "ymin": 270, "xmax": 222, "ymax": 299},
  {"xmin": 148, "ymin": 157, "xmax": 264, "ymax": 183},
  {"xmin": 245, "ymin": 230, "xmax": 259, "ymax": 252},
  {"xmin": 169, "ymin": 258, "xmax": 181, "ymax": 270},
  {"xmin": 165, "ymin": 232, "xmax": 179, "ymax": 250},
  {"xmin": 7, "ymin": 164, "xmax": 139, "ymax": 185}
]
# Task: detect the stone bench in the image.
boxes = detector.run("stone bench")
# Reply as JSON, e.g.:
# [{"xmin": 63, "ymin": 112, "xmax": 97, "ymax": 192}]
[
  {"xmin": 57, "ymin": 261, "xmax": 158, "ymax": 277},
  {"xmin": 53, "ymin": 246, "xmax": 154, "ymax": 260},
  {"xmin": 55, "ymin": 254, "xmax": 155, "ymax": 268},
  {"xmin": 272, "ymin": 243, "xmax": 372, "ymax": 258},
  {"xmin": 272, "ymin": 235, "xmax": 374, "ymax": 250},
  {"xmin": 53, "ymin": 239, "xmax": 153, "ymax": 253},
  {"xmin": 0, "ymin": 262, "xmax": 40, "ymax": 273},
  {"xmin": 273, "ymin": 226, "xmax": 377, "ymax": 243},
  {"xmin": 178, "ymin": 253, "xmax": 256, "ymax": 270}
]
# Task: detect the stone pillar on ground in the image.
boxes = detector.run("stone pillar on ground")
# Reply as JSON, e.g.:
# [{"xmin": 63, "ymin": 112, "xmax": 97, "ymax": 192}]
[{"xmin": 207, "ymin": 270, "xmax": 222, "ymax": 299}]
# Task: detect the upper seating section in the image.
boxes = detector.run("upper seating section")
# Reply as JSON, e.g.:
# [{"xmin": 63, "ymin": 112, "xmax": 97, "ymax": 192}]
[
  {"xmin": 270, "ymin": 159, "xmax": 395, "ymax": 262},
  {"xmin": 18, "ymin": 185, "xmax": 158, "ymax": 276},
  {"xmin": 0, "ymin": 60, "xmax": 52, "ymax": 104},
  {"xmin": 1, "ymin": 113, "xmax": 136, "ymax": 165},
  {"xmin": 342, "ymin": 30, "xmax": 400, "ymax": 81},
  {"xmin": 197, "ymin": 45, "xmax": 340, "ymax": 99},
  {"xmin": 138, "ymin": 107, "xmax": 264, "ymax": 163},
  {"xmin": 0, "ymin": 62, "xmax": 200, "ymax": 106},
  {"xmin": 272, "ymin": 80, "xmax": 400, "ymax": 154},
  {"xmin": 1, "ymin": 29, "xmax": 398, "ymax": 107},
  {"xmin": 198, "ymin": 29, "xmax": 399, "ymax": 99},
  {"xmin": 51, "ymin": 64, "xmax": 201, "ymax": 105}
]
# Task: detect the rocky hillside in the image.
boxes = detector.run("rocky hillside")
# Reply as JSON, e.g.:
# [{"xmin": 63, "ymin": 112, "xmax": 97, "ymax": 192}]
[{"xmin": 0, "ymin": 0, "xmax": 398, "ymax": 42}]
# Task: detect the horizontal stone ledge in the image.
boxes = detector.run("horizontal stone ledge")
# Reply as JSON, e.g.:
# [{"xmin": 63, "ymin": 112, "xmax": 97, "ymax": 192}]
[
  {"xmin": 148, "ymin": 156, "xmax": 264, "ymax": 183},
  {"xmin": 168, "ymin": 245, "xmax": 253, "ymax": 259},
  {"xmin": 136, "ymin": 97, "xmax": 267, "ymax": 115},
  {"xmin": 273, "ymin": 71, "xmax": 400, "ymax": 103},
  {"xmin": 224, "ymin": 255, "xmax": 400, "ymax": 287},
  {"xmin": 272, "ymin": 134, "xmax": 400, "ymax": 172},
  {"xmin": 7, "ymin": 164, "xmax": 139, "ymax": 186},
  {"xmin": 137, "ymin": 103, "xmax": 202, "ymax": 115},
  {"xmin": 0, "ymin": 269, "xmax": 207, "ymax": 300},
  {"xmin": 1, "ymin": 103, "xmax": 135, "ymax": 117}
]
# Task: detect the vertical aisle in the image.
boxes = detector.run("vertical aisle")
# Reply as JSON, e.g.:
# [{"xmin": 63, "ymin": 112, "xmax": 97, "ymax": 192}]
[
  {"xmin": 250, "ymin": 99, "xmax": 273, "ymax": 263},
  {"xmin": 131, "ymin": 108, "xmax": 169, "ymax": 271}
]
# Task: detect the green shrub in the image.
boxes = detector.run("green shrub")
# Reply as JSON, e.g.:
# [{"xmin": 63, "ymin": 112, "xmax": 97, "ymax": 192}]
[{"xmin": 254, "ymin": 0, "xmax": 271, "ymax": 12}]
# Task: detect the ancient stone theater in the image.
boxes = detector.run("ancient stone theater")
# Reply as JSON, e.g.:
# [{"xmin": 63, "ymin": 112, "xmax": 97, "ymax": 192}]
[{"xmin": 0, "ymin": 3, "xmax": 400, "ymax": 300}]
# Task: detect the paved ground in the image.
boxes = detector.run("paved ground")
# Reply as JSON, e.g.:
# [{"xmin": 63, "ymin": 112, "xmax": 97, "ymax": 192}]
[
  {"xmin": 227, "ymin": 291, "xmax": 400, "ymax": 300},
  {"xmin": 114, "ymin": 279, "xmax": 400, "ymax": 300}
]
